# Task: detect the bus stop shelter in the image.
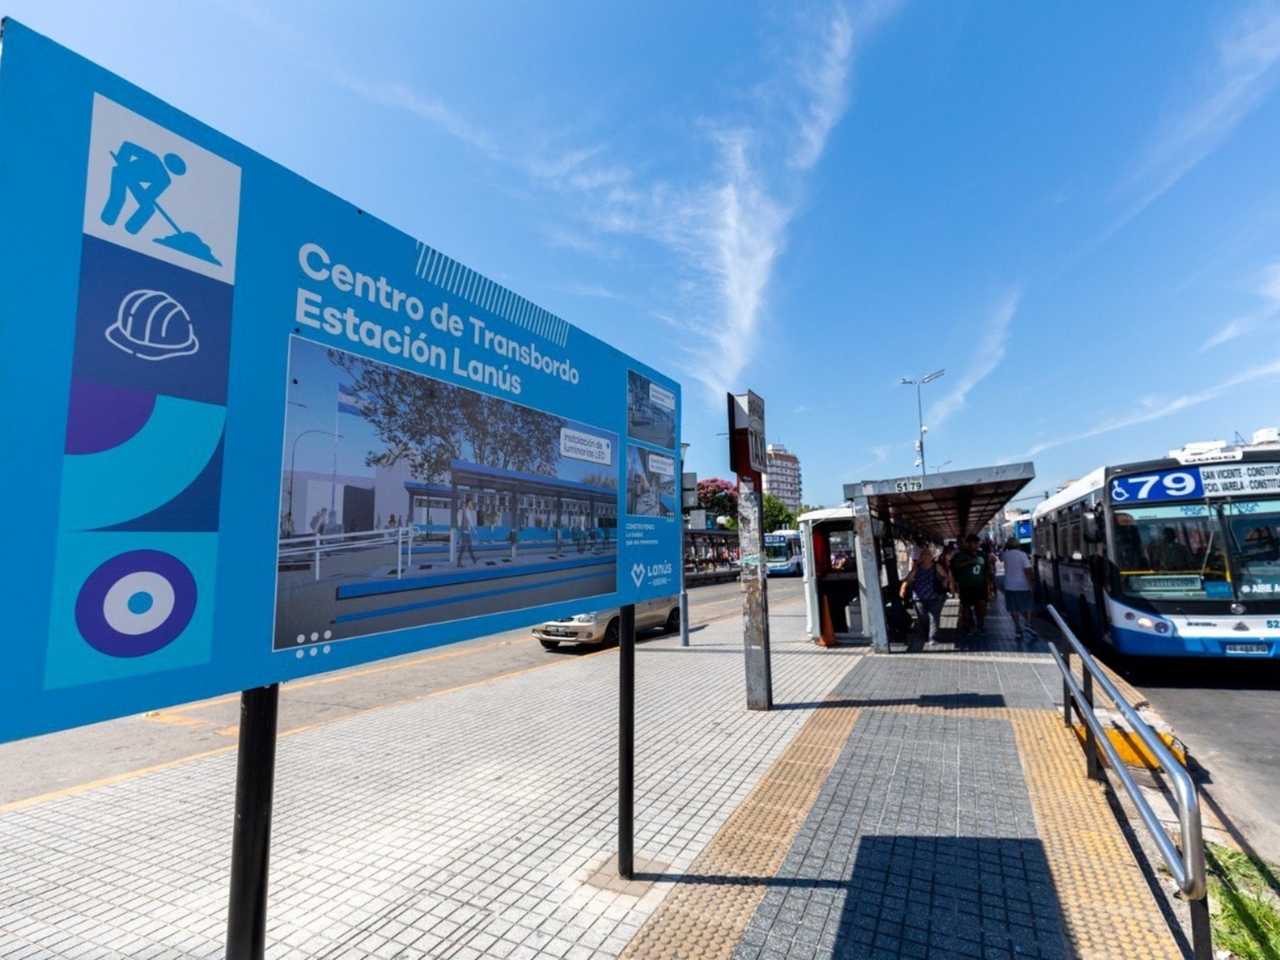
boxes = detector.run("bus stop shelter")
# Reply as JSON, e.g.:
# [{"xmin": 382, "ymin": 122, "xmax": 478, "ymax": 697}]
[{"xmin": 803, "ymin": 462, "xmax": 1035, "ymax": 652}]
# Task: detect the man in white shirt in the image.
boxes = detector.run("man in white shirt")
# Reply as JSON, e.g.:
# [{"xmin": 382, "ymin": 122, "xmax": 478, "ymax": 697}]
[
  {"xmin": 456, "ymin": 496, "xmax": 479, "ymax": 568},
  {"xmin": 1001, "ymin": 538, "xmax": 1037, "ymax": 641}
]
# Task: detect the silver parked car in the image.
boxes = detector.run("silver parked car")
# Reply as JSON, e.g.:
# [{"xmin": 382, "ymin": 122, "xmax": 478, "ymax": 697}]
[{"xmin": 533, "ymin": 595, "xmax": 681, "ymax": 650}]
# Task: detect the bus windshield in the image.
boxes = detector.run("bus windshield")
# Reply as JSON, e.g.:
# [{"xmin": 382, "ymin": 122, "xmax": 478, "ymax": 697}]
[
  {"xmin": 1112, "ymin": 504, "xmax": 1230, "ymax": 601},
  {"xmin": 764, "ymin": 540, "xmax": 792, "ymax": 561},
  {"xmin": 1113, "ymin": 499, "xmax": 1280, "ymax": 601},
  {"xmin": 1224, "ymin": 499, "xmax": 1280, "ymax": 599}
]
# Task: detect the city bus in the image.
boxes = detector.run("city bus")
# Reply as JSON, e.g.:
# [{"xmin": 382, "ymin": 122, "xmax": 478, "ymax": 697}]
[
  {"xmin": 1031, "ymin": 448, "xmax": 1280, "ymax": 657},
  {"xmin": 764, "ymin": 529, "xmax": 804, "ymax": 577}
]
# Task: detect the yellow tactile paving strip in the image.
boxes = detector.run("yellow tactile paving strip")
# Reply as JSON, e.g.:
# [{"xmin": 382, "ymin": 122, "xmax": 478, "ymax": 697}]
[
  {"xmin": 1010, "ymin": 708, "xmax": 1181, "ymax": 960},
  {"xmin": 624, "ymin": 693, "xmax": 1182, "ymax": 960},
  {"xmin": 619, "ymin": 704, "xmax": 862, "ymax": 960}
]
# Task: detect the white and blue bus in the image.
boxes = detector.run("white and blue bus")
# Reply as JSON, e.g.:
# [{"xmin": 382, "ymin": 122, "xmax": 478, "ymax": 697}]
[
  {"xmin": 1031, "ymin": 449, "xmax": 1280, "ymax": 658},
  {"xmin": 764, "ymin": 529, "xmax": 804, "ymax": 577}
]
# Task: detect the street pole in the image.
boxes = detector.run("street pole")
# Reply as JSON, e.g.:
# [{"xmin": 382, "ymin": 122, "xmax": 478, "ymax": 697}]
[
  {"xmin": 901, "ymin": 369, "xmax": 945, "ymax": 480},
  {"xmin": 289, "ymin": 429, "xmax": 341, "ymax": 535},
  {"xmin": 915, "ymin": 381, "xmax": 925, "ymax": 478}
]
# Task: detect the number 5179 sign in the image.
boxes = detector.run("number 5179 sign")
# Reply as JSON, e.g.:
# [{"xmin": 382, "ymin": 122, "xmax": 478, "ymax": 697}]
[{"xmin": 1110, "ymin": 469, "xmax": 1204, "ymax": 504}]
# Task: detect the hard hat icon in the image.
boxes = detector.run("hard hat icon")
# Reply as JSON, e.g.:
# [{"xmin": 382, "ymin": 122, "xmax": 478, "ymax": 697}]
[{"xmin": 105, "ymin": 289, "xmax": 200, "ymax": 361}]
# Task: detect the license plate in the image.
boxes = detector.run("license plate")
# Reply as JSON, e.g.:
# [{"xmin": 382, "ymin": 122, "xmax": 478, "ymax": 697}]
[
  {"xmin": 545, "ymin": 627, "xmax": 566, "ymax": 636},
  {"xmin": 1225, "ymin": 643, "xmax": 1267, "ymax": 655}
]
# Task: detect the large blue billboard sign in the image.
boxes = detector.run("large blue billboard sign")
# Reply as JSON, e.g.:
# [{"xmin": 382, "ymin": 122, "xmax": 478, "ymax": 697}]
[{"xmin": 0, "ymin": 21, "xmax": 681, "ymax": 743}]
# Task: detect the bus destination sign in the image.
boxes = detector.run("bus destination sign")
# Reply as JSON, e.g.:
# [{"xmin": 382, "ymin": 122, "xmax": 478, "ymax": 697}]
[{"xmin": 1110, "ymin": 463, "xmax": 1280, "ymax": 504}]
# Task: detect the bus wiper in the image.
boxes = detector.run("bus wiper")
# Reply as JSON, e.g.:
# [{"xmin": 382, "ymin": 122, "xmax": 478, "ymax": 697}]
[{"xmin": 1200, "ymin": 528, "xmax": 1214, "ymax": 578}]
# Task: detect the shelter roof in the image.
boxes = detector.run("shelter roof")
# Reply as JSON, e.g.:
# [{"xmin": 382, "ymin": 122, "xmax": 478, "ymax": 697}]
[{"xmin": 843, "ymin": 462, "xmax": 1035, "ymax": 543}]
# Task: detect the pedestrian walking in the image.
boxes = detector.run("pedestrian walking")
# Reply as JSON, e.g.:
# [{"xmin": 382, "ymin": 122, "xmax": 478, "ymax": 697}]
[
  {"xmin": 1001, "ymin": 538, "xmax": 1037, "ymax": 642},
  {"xmin": 900, "ymin": 546, "xmax": 953, "ymax": 647},
  {"xmin": 952, "ymin": 534, "xmax": 994, "ymax": 638},
  {"xmin": 456, "ymin": 496, "xmax": 479, "ymax": 567}
]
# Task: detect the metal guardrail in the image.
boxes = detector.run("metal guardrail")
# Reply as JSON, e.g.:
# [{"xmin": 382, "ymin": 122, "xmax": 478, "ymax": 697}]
[{"xmin": 1045, "ymin": 605, "xmax": 1212, "ymax": 960}]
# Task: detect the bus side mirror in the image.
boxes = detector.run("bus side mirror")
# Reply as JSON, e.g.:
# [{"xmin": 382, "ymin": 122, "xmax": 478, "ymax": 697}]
[{"xmin": 1082, "ymin": 509, "xmax": 1101, "ymax": 543}]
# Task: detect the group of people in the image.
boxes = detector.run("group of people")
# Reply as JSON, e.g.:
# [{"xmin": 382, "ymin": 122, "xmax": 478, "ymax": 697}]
[{"xmin": 898, "ymin": 535, "xmax": 1039, "ymax": 647}]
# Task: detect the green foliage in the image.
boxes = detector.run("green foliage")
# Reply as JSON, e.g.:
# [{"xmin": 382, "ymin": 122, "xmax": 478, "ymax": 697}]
[
  {"xmin": 697, "ymin": 477, "xmax": 738, "ymax": 517},
  {"xmin": 762, "ymin": 494, "xmax": 796, "ymax": 532},
  {"xmin": 329, "ymin": 350, "xmax": 563, "ymax": 482},
  {"xmin": 1205, "ymin": 841, "xmax": 1280, "ymax": 960}
]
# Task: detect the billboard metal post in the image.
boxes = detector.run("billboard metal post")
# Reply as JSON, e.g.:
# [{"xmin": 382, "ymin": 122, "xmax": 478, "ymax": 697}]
[
  {"xmin": 225, "ymin": 684, "xmax": 279, "ymax": 960},
  {"xmin": 617, "ymin": 603, "xmax": 636, "ymax": 879}
]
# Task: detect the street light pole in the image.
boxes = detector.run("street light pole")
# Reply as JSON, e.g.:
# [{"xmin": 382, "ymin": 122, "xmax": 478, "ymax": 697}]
[
  {"xmin": 901, "ymin": 369, "xmax": 945, "ymax": 479},
  {"xmin": 289, "ymin": 429, "xmax": 342, "ymax": 535}
]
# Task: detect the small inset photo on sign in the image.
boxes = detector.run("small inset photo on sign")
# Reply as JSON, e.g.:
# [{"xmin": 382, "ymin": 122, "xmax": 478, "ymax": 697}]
[
  {"xmin": 626, "ymin": 369, "xmax": 676, "ymax": 450},
  {"xmin": 626, "ymin": 445, "xmax": 676, "ymax": 518},
  {"xmin": 274, "ymin": 337, "xmax": 620, "ymax": 650}
]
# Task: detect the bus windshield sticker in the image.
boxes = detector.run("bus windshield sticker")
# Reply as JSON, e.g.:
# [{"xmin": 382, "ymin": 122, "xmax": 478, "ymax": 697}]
[
  {"xmin": 1126, "ymin": 575, "xmax": 1203, "ymax": 593},
  {"xmin": 1205, "ymin": 581, "xmax": 1233, "ymax": 599}
]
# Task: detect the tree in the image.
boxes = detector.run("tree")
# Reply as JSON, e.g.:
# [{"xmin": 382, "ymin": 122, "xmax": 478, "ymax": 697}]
[
  {"xmin": 329, "ymin": 351, "xmax": 563, "ymax": 482},
  {"xmin": 762, "ymin": 494, "xmax": 796, "ymax": 533},
  {"xmin": 697, "ymin": 478, "xmax": 738, "ymax": 519}
]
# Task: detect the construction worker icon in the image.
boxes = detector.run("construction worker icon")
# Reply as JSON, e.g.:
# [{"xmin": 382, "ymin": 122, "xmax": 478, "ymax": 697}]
[{"xmin": 100, "ymin": 142, "xmax": 222, "ymax": 267}]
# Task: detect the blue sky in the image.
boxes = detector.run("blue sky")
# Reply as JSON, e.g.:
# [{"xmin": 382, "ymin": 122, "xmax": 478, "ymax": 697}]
[{"xmin": 14, "ymin": 1, "xmax": 1280, "ymax": 510}]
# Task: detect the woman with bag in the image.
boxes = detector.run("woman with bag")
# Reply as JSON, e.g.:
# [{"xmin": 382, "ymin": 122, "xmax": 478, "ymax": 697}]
[{"xmin": 899, "ymin": 546, "xmax": 953, "ymax": 647}]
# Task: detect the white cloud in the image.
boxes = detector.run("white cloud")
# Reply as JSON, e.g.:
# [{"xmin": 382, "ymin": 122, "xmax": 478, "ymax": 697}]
[
  {"xmin": 790, "ymin": 0, "xmax": 900, "ymax": 170},
  {"xmin": 235, "ymin": 2, "xmax": 896, "ymax": 402},
  {"xmin": 925, "ymin": 292, "xmax": 1020, "ymax": 431},
  {"xmin": 1201, "ymin": 259, "xmax": 1280, "ymax": 349},
  {"xmin": 1117, "ymin": 2, "xmax": 1280, "ymax": 222},
  {"xmin": 1006, "ymin": 354, "xmax": 1280, "ymax": 460},
  {"xmin": 560, "ymin": 282, "xmax": 626, "ymax": 301}
]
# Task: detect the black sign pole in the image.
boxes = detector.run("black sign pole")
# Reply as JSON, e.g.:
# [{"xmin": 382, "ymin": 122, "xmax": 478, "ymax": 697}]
[
  {"xmin": 225, "ymin": 683, "xmax": 280, "ymax": 960},
  {"xmin": 618, "ymin": 603, "xmax": 636, "ymax": 879}
]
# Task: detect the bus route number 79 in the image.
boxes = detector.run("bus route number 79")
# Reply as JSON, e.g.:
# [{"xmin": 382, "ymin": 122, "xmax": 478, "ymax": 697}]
[{"xmin": 1110, "ymin": 469, "xmax": 1204, "ymax": 504}]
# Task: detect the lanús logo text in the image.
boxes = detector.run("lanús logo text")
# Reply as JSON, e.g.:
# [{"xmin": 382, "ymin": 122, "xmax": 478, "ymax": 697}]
[{"xmin": 631, "ymin": 560, "xmax": 673, "ymax": 588}]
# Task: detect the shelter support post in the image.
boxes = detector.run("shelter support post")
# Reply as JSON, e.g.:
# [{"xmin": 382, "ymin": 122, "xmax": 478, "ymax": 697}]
[
  {"xmin": 225, "ymin": 684, "xmax": 279, "ymax": 960},
  {"xmin": 852, "ymin": 497, "xmax": 888, "ymax": 652},
  {"xmin": 738, "ymin": 480, "xmax": 772, "ymax": 710}
]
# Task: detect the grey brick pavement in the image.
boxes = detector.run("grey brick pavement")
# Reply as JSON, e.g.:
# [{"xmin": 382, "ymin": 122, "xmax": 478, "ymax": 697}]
[
  {"xmin": 732, "ymin": 656, "xmax": 1069, "ymax": 960},
  {"xmin": 0, "ymin": 609, "xmax": 862, "ymax": 959}
]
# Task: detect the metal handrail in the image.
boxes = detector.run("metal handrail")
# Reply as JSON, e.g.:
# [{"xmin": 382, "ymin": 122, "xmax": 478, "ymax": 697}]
[
  {"xmin": 1045, "ymin": 606, "xmax": 1211, "ymax": 959},
  {"xmin": 1046, "ymin": 606, "xmax": 1205, "ymax": 898}
]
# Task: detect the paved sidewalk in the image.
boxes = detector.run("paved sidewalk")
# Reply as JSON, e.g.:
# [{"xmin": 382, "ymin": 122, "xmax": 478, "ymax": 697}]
[{"xmin": 0, "ymin": 601, "xmax": 1182, "ymax": 958}]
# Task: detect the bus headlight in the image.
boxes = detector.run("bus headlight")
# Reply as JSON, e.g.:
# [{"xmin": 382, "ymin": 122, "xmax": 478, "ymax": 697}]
[{"xmin": 1136, "ymin": 616, "xmax": 1154, "ymax": 629}]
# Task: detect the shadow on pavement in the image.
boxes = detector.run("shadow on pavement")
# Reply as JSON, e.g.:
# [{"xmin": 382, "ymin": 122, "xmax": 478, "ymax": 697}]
[{"xmin": 637, "ymin": 835, "xmax": 1068, "ymax": 959}]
